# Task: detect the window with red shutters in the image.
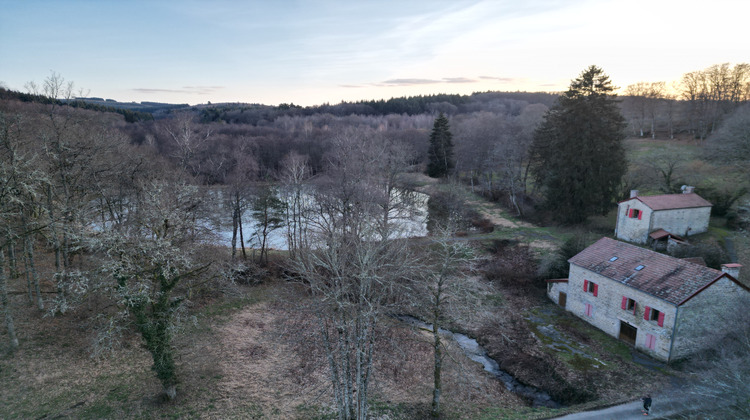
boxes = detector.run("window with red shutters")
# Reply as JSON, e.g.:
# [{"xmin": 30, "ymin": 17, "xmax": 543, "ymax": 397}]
[
  {"xmin": 583, "ymin": 280, "xmax": 597, "ymax": 296},
  {"xmin": 622, "ymin": 297, "xmax": 636, "ymax": 313},
  {"xmin": 644, "ymin": 307, "xmax": 664, "ymax": 326}
]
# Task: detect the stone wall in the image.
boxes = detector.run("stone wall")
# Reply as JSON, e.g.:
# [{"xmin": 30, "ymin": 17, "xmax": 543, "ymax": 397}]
[
  {"xmin": 615, "ymin": 199, "xmax": 653, "ymax": 244},
  {"xmin": 670, "ymin": 276, "xmax": 749, "ymax": 360},
  {"xmin": 547, "ymin": 281, "xmax": 568, "ymax": 307},
  {"xmin": 651, "ymin": 207, "xmax": 711, "ymax": 238},
  {"xmin": 567, "ymin": 264, "xmax": 678, "ymax": 361}
]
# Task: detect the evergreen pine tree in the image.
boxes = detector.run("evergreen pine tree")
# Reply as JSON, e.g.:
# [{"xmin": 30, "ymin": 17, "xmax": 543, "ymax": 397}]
[
  {"xmin": 529, "ymin": 65, "xmax": 627, "ymax": 224},
  {"xmin": 426, "ymin": 113, "xmax": 455, "ymax": 178}
]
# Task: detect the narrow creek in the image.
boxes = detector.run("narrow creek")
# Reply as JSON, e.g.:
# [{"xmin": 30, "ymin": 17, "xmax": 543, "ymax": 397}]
[{"xmin": 397, "ymin": 315, "xmax": 562, "ymax": 408}]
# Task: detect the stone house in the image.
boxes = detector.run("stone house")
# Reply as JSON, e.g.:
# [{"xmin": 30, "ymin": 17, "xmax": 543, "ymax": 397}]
[
  {"xmin": 546, "ymin": 237, "xmax": 748, "ymax": 362},
  {"xmin": 614, "ymin": 186, "xmax": 712, "ymax": 245}
]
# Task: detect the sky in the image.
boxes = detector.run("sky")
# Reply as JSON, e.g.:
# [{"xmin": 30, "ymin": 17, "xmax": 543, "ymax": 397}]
[{"xmin": 1, "ymin": 0, "xmax": 747, "ymax": 106}]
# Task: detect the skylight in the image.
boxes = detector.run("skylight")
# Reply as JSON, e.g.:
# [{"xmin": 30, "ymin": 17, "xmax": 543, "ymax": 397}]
[
  {"xmin": 609, "ymin": 257, "xmax": 618, "ymax": 262},
  {"xmin": 635, "ymin": 265, "xmax": 645, "ymax": 271}
]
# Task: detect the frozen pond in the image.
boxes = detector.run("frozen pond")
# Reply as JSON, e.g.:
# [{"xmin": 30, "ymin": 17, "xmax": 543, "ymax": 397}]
[{"xmin": 205, "ymin": 188, "xmax": 429, "ymax": 250}]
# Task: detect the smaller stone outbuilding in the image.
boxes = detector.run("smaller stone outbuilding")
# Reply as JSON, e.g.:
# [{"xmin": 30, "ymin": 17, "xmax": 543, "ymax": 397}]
[
  {"xmin": 615, "ymin": 187, "xmax": 712, "ymax": 245},
  {"xmin": 547, "ymin": 237, "xmax": 748, "ymax": 362}
]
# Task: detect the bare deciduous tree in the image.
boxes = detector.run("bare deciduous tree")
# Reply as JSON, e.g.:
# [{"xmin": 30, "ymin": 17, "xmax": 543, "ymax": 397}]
[{"xmin": 291, "ymin": 129, "xmax": 419, "ymax": 420}]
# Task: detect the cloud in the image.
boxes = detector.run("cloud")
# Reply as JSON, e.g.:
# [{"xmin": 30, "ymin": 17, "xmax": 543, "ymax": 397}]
[
  {"xmin": 376, "ymin": 77, "xmax": 480, "ymax": 87},
  {"xmin": 380, "ymin": 78, "xmax": 442, "ymax": 86},
  {"xmin": 479, "ymin": 76, "xmax": 518, "ymax": 83},
  {"xmin": 443, "ymin": 77, "xmax": 476, "ymax": 84},
  {"xmin": 131, "ymin": 86, "xmax": 224, "ymax": 95}
]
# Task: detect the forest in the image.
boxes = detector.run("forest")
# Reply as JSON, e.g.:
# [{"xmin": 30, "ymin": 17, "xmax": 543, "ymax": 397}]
[{"xmin": 1, "ymin": 63, "xmax": 750, "ymax": 419}]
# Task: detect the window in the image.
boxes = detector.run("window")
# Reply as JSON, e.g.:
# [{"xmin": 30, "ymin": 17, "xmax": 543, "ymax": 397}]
[
  {"xmin": 644, "ymin": 306, "xmax": 665, "ymax": 327},
  {"xmin": 609, "ymin": 256, "xmax": 618, "ymax": 262},
  {"xmin": 583, "ymin": 279, "xmax": 598, "ymax": 296},
  {"xmin": 635, "ymin": 265, "xmax": 645, "ymax": 271},
  {"xmin": 621, "ymin": 296, "xmax": 637, "ymax": 314},
  {"xmin": 585, "ymin": 303, "xmax": 593, "ymax": 317},
  {"xmin": 645, "ymin": 333, "xmax": 656, "ymax": 350},
  {"xmin": 628, "ymin": 208, "xmax": 642, "ymax": 219}
]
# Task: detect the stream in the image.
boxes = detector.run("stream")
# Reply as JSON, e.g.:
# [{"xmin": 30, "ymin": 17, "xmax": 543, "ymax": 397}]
[{"xmin": 397, "ymin": 315, "xmax": 561, "ymax": 408}]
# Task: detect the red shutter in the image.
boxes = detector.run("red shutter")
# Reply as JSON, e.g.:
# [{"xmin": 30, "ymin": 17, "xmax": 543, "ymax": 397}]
[
  {"xmin": 593, "ymin": 283, "xmax": 598, "ymax": 297},
  {"xmin": 638, "ymin": 210, "xmax": 643, "ymax": 220},
  {"xmin": 628, "ymin": 209, "xmax": 634, "ymax": 218},
  {"xmin": 621, "ymin": 296, "xmax": 627, "ymax": 310},
  {"xmin": 657, "ymin": 312, "xmax": 665, "ymax": 327},
  {"xmin": 644, "ymin": 306, "xmax": 651, "ymax": 320},
  {"xmin": 583, "ymin": 279, "xmax": 588, "ymax": 292}
]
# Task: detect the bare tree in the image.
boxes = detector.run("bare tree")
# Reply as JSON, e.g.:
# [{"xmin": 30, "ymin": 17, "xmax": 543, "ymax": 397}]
[
  {"xmin": 279, "ymin": 151, "xmax": 311, "ymax": 258},
  {"xmin": 417, "ymin": 226, "xmax": 477, "ymax": 418},
  {"xmin": 162, "ymin": 112, "xmax": 212, "ymax": 177},
  {"xmin": 291, "ymin": 129, "xmax": 419, "ymax": 420}
]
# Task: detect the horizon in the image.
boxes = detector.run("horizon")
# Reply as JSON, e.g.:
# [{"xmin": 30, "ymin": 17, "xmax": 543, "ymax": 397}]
[{"xmin": 1, "ymin": 0, "xmax": 747, "ymax": 107}]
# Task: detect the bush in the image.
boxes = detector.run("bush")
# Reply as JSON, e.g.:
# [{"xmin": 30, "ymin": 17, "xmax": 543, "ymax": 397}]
[
  {"xmin": 697, "ymin": 185, "xmax": 748, "ymax": 217},
  {"xmin": 538, "ymin": 234, "xmax": 596, "ymax": 280},
  {"xmin": 483, "ymin": 240, "xmax": 539, "ymax": 291},
  {"xmin": 669, "ymin": 241, "xmax": 729, "ymax": 270},
  {"xmin": 426, "ymin": 189, "xmax": 473, "ymax": 233}
]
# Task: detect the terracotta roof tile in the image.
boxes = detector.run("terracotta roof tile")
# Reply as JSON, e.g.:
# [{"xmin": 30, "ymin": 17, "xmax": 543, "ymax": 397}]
[
  {"xmin": 569, "ymin": 237, "xmax": 724, "ymax": 305},
  {"xmin": 633, "ymin": 193, "xmax": 712, "ymax": 211}
]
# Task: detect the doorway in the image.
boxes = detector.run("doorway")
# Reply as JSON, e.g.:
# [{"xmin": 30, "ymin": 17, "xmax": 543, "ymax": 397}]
[
  {"xmin": 619, "ymin": 321, "xmax": 637, "ymax": 346},
  {"xmin": 558, "ymin": 292, "xmax": 567, "ymax": 308}
]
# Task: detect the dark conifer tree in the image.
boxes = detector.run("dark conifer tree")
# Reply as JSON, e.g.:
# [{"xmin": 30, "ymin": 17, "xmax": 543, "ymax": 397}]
[
  {"xmin": 426, "ymin": 113, "xmax": 455, "ymax": 178},
  {"xmin": 529, "ymin": 65, "xmax": 626, "ymax": 224}
]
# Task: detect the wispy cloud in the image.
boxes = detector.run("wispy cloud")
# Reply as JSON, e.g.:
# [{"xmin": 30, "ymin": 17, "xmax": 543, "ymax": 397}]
[
  {"xmin": 479, "ymin": 76, "xmax": 517, "ymax": 82},
  {"xmin": 131, "ymin": 86, "xmax": 224, "ymax": 95},
  {"xmin": 380, "ymin": 78, "xmax": 442, "ymax": 86},
  {"xmin": 375, "ymin": 77, "xmax": 481, "ymax": 87},
  {"xmin": 443, "ymin": 77, "xmax": 476, "ymax": 84}
]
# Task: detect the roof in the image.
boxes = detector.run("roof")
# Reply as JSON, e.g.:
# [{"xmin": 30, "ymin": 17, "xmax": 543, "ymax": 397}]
[
  {"xmin": 648, "ymin": 229, "xmax": 684, "ymax": 241},
  {"xmin": 622, "ymin": 193, "xmax": 712, "ymax": 211},
  {"xmin": 568, "ymin": 237, "xmax": 745, "ymax": 306}
]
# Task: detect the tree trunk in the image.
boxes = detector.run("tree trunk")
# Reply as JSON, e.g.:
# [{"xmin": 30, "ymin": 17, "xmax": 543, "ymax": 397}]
[
  {"xmin": 25, "ymin": 235, "xmax": 43, "ymax": 310},
  {"xmin": 432, "ymin": 320, "xmax": 442, "ymax": 418},
  {"xmin": 231, "ymin": 196, "xmax": 239, "ymax": 260},
  {"xmin": 239, "ymin": 211, "xmax": 247, "ymax": 260},
  {"xmin": 0, "ymin": 245, "xmax": 19, "ymax": 350}
]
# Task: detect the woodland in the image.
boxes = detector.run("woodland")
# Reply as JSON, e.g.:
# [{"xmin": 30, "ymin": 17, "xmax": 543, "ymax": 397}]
[{"xmin": 1, "ymin": 63, "xmax": 750, "ymax": 419}]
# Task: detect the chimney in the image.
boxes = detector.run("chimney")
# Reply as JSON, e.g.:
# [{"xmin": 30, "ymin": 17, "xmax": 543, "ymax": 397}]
[
  {"xmin": 721, "ymin": 263, "xmax": 742, "ymax": 279},
  {"xmin": 630, "ymin": 190, "xmax": 639, "ymax": 198},
  {"xmin": 683, "ymin": 186, "xmax": 695, "ymax": 194}
]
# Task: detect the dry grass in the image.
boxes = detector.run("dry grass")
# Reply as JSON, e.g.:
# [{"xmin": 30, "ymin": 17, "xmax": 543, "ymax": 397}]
[{"xmin": 1, "ymin": 278, "xmax": 531, "ymax": 419}]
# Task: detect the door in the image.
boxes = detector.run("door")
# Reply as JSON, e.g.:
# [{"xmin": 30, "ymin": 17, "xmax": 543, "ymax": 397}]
[
  {"xmin": 619, "ymin": 321, "xmax": 637, "ymax": 346},
  {"xmin": 558, "ymin": 292, "xmax": 567, "ymax": 308}
]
